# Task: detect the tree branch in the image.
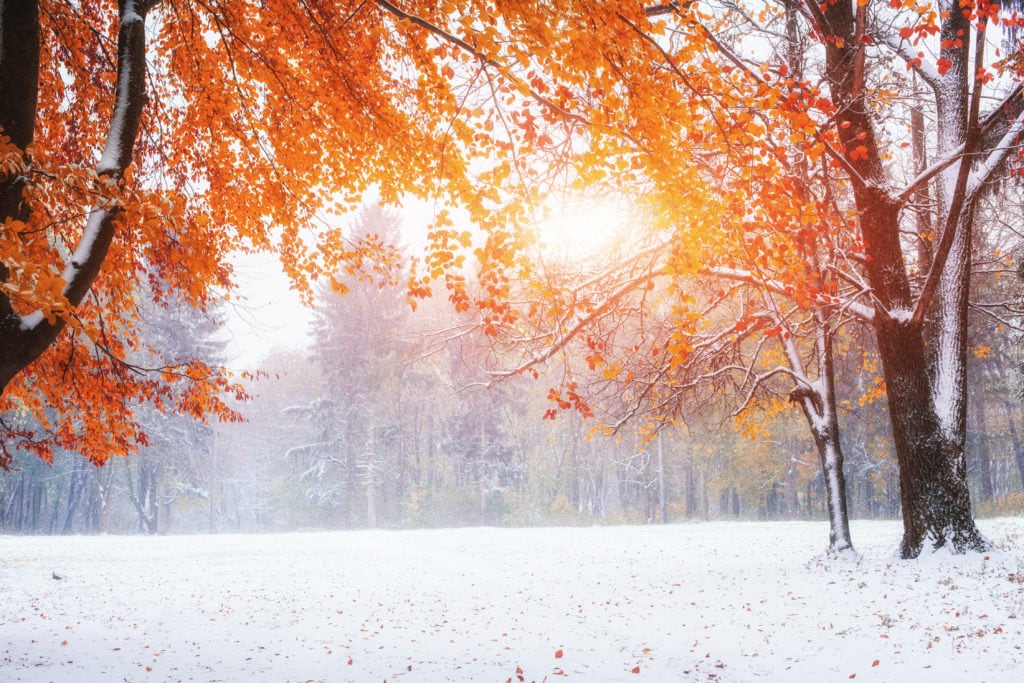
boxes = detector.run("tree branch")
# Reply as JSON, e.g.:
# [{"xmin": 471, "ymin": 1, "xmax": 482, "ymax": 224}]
[
  {"xmin": 910, "ymin": 15, "xmax": 989, "ymax": 328},
  {"xmin": 2, "ymin": 0, "xmax": 156, "ymax": 391},
  {"xmin": 372, "ymin": 0, "xmax": 587, "ymax": 127}
]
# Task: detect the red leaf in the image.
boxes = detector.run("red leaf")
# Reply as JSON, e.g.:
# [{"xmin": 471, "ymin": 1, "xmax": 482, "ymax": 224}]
[
  {"xmin": 631, "ymin": 666, "xmax": 641, "ymax": 674},
  {"xmin": 872, "ymin": 660, "xmax": 880, "ymax": 667},
  {"xmin": 555, "ymin": 648, "xmax": 564, "ymax": 659}
]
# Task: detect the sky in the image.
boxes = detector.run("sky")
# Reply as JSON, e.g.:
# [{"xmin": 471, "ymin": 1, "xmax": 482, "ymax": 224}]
[
  {"xmin": 219, "ymin": 192, "xmax": 635, "ymax": 371},
  {"xmin": 220, "ymin": 251, "xmax": 313, "ymax": 370}
]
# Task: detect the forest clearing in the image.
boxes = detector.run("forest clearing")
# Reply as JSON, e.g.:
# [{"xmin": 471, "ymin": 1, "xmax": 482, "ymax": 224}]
[
  {"xmin": 3, "ymin": 519, "xmax": 1024, "ymax": 682},
  {"xmin": 7, "ymin": 1, "xmax": 1024, "ymax": 681}
]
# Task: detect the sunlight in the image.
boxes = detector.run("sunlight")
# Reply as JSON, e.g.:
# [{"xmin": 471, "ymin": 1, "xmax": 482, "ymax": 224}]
[{"xmin": 534, "ymin": 194, "xmax": 636, "ymax": 262}]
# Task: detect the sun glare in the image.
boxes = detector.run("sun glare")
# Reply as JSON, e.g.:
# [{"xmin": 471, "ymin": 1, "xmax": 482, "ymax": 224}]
[{"xmin": 535, "ymin": 196, "xmax": 635, "ymax": 262}]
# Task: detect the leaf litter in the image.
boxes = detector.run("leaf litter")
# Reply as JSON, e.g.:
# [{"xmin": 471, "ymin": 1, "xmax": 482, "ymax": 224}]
[{"xmin": 1, "ymin": 518, "xmax": 1022, "ymax": 681}]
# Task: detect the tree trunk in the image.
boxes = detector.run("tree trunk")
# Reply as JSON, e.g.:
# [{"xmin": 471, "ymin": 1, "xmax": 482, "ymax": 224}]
[
  {"xmin": 61, "ymin": 462, "xmax": 87, "ymax": 533},
  {"xmin": 821, "ymin": 1, "xmax": 987, "ymax": 557},
  {"xmin": 656, "ymin": 433, "xmax": 667, "ymax": 524},
  {"xmin": 0, "ymin": 1, "xmax": 154, "ymax": 395},
  {"xmin": 1002, "ymin": 402, "xmax": 1024, "ymax": 491},
  {"xmin": 792, "ymin": 376, "xmax": 854, "ymax": 555},
  {"xmin": 208, "ymin": 427, "xmax": 218, "ymax": 533},
  {"xmin": 971, "ymin": 400, "xmax": 994, "ymax": 502},
  {"xmin": 685, "ymin": 460, "xmax": 698, "ymax": 516},
  {"xmin": 876, "ymin": 315, "xmax": 985, "ymax": 556}
]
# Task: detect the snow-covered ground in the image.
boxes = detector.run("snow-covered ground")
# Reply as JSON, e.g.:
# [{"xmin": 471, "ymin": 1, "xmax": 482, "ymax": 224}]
[{"xmin": 2, "ymin": 519, "xmax": 1023, "ymax": 682}]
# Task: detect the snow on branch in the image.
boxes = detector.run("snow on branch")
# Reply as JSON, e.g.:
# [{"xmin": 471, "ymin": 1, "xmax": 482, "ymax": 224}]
[
  {"xmin": 967, "ymin": 111, "xmax": 1024, "ymax": 199},
  {"xmin": 702, "ymin": 265, "xmax": 875, "ymax": 322},
  {"xmin": 20, "ymin": 0, "xmax": 155, "ymax": 340},
  {"xmin": 897, "ymin": 85, "xmax": 1024, "ymax": 207},
  {"xmin": 874, "ymin": 31, "xmax": 941, "ymax": 92}
]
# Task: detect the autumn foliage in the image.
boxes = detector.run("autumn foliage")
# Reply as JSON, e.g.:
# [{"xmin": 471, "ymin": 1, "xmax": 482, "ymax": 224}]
[
  {"xmin": 0, "ymin": 0, "xmax": 727, "ymax": 467},
  {"xmin": 3, "ymin": 0, "xmax": 1024, "ymax": 558}
]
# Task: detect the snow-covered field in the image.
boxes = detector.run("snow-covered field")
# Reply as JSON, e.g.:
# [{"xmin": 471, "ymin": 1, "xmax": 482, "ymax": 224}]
[{"xmin": 2, "ymin": 519, "xmax": 1023, "ymax": 682}]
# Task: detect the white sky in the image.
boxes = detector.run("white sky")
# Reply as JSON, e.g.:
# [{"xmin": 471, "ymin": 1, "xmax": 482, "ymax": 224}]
[
  {"xmin": 219, "ymin": 192, "xmax": 635, "ymax": 370},
  {"xmin": 220, "ymin": 196, "xmax": 441, "ymax": 370},
  {"xmin": 221, "ymin": 251, "xmax": 314, "ymax": 370}
]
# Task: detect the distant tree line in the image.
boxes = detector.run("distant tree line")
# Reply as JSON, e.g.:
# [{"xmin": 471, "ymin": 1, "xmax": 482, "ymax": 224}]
[{"xmin": 3, "ymin": 207, "xmax": 1023, "ymax": 535}]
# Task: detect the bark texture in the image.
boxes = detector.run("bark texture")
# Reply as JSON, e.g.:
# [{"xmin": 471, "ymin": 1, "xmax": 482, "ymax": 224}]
[
  {"xmin": 821, "ymin": 0, "xmax": 988, "ymax": 557},
  {"xmin": 0, "ymin": 0, "xmax": 154, "ymax": 394}
]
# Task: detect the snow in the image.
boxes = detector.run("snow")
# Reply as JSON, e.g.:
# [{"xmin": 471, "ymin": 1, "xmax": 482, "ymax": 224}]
[
  {"xmin": 97, "ymin": 7, "xmax": 144, "ymax": 176},
  {"xmin": 968, "ymin": 113, "xmax": 1024, "ymax": 196},
  {"xmin": 2, "ymin": 519, "xmax": 1023, "ymax": 682},
  {"xmin": 887, "ymin": 307, "xmax": 913, "ymax": 324}
]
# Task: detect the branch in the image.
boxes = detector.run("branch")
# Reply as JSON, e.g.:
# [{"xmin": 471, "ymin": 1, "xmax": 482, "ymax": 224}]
[
  {"xmin": 910, "ymin": 15, "xmax": 989, "ymax": 328},
  {"xmin": 644, "ymin": 2, "xmax": 681, "ymax": 17},
  {"xmin": 798, "ymin": 0, "xmax": 828, "ymax": 37},
  {"xmin": 732, "ymin": 365, "xmax": 807, "ymax": 418},
  {"xmin": 703, "ymin": 265, "xmax": 875, "ymax": 322},
  {"xmin": 875, "ymin": 31, "xmax": 941, "ymax": 93},
  {"xmin": 967, "ymin": 110, "xmax": 1024, "ymax": 199},
  {"xmin": 0, "ymin": 0, "xmax": 41, "ymax": 322},
  {"xmin": 2, "ymin": 0, "xmax": 156, "ymax": 390},
  {"xmin": 896, "ymin": 85, "xmax": 1024, "ymax": 207},
  {"xmin": 969, "ymin": 301, "xmax": 1024, "ymax": 332},
  {"xmin": 488, "ymin": 269, "xmax": 660, "ymax": 381},
  {"xmin": 373, "ymin": 0, "xmax": 587, "ymax": 127}
]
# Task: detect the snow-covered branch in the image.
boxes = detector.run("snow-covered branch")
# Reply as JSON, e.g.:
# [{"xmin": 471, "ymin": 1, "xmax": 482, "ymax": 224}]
[
  {"xmin": 897, "ymin": 85, "xmax": 1024, "ymax": 207},
  {"xmin": 703, "ymin": 265, "xmax": 874, "ymax": 322},
  {"xmin": 966, "ymin": 111, "xmax": 1024, "ymax": 199},
  {"xmin": 17, "ymin": 2, "xmax": 155, "ymax": 337},
  {"xmin": 875, "ymin": 31, "xmax": 941, "ymax": 92}
]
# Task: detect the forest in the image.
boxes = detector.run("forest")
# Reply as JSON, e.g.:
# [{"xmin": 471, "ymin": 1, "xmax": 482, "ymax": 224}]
[
  {"xmin": 2, "ymin": 1, "xmax": 1024, "ymax": 560},
  {"xmin": 2, "ymin": 199, "xmax": 1023, "ymax": 538}
]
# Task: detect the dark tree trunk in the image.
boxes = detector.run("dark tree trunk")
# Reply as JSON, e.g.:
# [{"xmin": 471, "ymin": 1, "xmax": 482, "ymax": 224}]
[
  {"xmin": 0, "ymin": 0, "xmax": 153, "ymax": 397},
  {"xmin": 875, "ymin": 314, "xmax": 985, "ymax": 556},
  {"xmin": 821, "ymin": 1, "xmax": 987, "ymax": 557}
]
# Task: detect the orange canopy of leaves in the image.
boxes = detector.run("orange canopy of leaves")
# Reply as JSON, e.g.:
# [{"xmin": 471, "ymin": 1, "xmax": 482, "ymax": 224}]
[
  {"xmin": 3, "ymin": 0, "xmax": 724, "ymax": 466},
  {"xmin": 4, "ymin": 0, "xmax": 1018, "ymax": 464}
]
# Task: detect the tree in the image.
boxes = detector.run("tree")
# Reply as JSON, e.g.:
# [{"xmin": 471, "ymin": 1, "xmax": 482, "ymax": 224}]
[
  {"xmin": 123, "ymin": 284, "xmax": 230, "ymax": 534},
  {"xmin": 434, "ymin": 1, "xmax": 1024, "ymax": 556},
  {"xmin": 0, "ymin": 0, "xmax": 533, "ymax": 465},
  {"xmin": 6, "ymin": 0, "xmax": 1024, "ymax": 559},
  {"xmin": 298, "ymin": 205, "xmax": 411, "ymax": 527}
]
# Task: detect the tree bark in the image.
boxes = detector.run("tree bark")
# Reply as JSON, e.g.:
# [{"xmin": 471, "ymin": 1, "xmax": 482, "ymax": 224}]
[
  {"xmin": 0, "ymin": 0, "xmax": 155, "ymax": 395},
  {"xmin": 789, "ymin": 324, "xmax": 854, "ymax": 556},
  {"xmin": 821, "ymin": 0, "xmax": 987, "ymax": 557}
]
